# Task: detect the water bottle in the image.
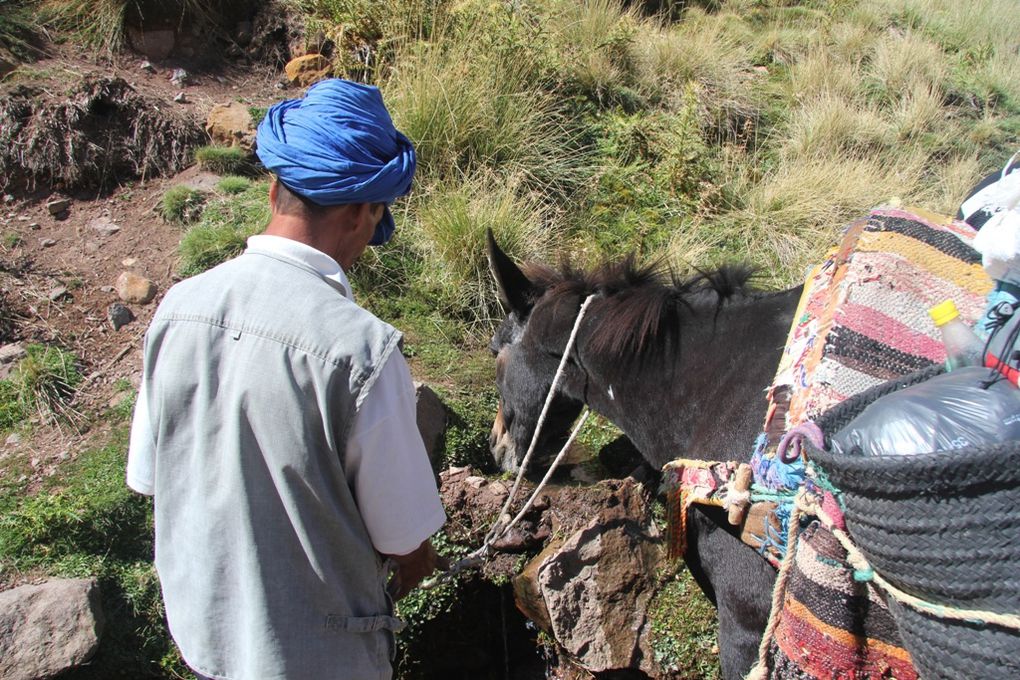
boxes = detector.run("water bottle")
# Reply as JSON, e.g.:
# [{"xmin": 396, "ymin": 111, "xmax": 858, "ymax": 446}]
[{"xmin": 929, "ymin": 300, "xmax": 985, "ymax": 370}]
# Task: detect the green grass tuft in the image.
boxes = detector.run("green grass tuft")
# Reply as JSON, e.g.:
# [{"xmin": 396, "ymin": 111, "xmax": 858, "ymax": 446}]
[
  {"xmin": 0, "ymin": 0, "xmax": 40, "ymax": 61},
  {"xmin": 0, "ymin": 343, "xmax": 82, "ymax": 431},
  {"xmin": 178, "ymin": 181, "xmax": 269, "ymax": 277},
  {"xmin": 194, "ymin": 145, "xmax": 257, "ymax": 176},
  {"xmin": 159, "ymin": 185, "xmax": 206, "ymax": 225},
  {"xmin": 216, "ymin": 175, "xmax": 252, "ymax": 195}
]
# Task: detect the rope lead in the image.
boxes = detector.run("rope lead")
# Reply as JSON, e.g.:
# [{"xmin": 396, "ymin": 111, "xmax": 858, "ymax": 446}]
[{"xmin": 422, "ymin": 295, "xmax": 598, "ymax": 590}]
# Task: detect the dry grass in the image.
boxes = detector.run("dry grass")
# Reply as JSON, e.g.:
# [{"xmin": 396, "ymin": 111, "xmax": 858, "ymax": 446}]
[
  {"xmin": 0, "ymin": 76, "xmax": 204, "ymax": 193},
  {"xmin": 382, "ymin": 30, "xmax": 591, "ymax": 201},
  {"xmin": 411, "ymin": 171, "xmax": 557, "ymax": 320},
  {"xmin": 543, "ymin": 0, "xmax": 641, "ymax": 102},
  {"xmin": 673, "ymin": 148, "xmax": 937, "ymax": 286}
]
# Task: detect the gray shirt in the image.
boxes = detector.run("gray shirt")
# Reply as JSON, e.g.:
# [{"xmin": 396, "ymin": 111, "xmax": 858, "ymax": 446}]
[{"xmin": 132, "ymin": 244, "xmax": 444, "ymax": 679}]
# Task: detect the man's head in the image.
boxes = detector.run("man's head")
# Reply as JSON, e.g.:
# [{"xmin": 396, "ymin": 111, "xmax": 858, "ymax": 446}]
[{"xmin": 255, "ymin": 79, "xmax": 416, "ymax": 248}]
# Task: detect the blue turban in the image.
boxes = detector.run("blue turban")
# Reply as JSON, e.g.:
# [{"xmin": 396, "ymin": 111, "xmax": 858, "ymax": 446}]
[{"xmin": 255, "ymin": 78, "xmax": 416, "ymax": 246}]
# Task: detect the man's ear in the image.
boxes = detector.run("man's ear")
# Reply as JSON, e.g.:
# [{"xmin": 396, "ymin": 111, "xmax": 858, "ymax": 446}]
[{"xmin": 268, "ymin": 178, "xmax": 280, "ymax": 211}]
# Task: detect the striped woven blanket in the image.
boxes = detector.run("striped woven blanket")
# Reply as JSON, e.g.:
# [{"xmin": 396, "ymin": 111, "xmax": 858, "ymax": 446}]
[
  {"xmin": 754, "ymin": 207, "xmax": 992, "ymax": 679},
  {"xmin": 665, "ymin": 206, "xmax": 993, "ymax": 679},
  {"xmin": 765, "ymin": 521, "xmax": 916, "ymax": 680},
  {"xmin": 764, "ymin": 206, "xmax": 989, "ymax": 439}
]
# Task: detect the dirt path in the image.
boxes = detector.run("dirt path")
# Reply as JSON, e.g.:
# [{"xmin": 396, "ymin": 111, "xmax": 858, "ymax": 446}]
[{"xmin": 0, "ymin": 46, "xmax": 286, "ymax": 489}]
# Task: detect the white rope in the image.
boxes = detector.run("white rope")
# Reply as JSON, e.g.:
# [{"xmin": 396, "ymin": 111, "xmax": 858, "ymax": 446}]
[{"xmin": 422, "ymin": 294, "xmax": 598, "ymax": 588}]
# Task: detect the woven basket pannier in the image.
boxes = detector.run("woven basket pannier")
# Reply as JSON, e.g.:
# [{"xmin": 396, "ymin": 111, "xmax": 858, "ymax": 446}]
[{"xmin": 806, "ymin": 366, "xmax": 1020, "ymax": 680}]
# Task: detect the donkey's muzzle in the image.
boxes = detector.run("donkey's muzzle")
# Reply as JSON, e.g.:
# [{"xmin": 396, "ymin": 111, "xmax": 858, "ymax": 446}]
[{"xmin": 489, "ymin": 403, "xmax": 519, "ymax": 473}]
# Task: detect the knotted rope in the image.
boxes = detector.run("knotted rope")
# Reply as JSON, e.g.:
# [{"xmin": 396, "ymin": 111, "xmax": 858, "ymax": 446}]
[{"xmin": 423, "ymin": 294, "xmax": 598, "ymax": 588}]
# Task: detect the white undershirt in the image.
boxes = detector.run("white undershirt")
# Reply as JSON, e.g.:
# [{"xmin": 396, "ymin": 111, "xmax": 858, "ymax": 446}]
[{"xmin": 127, "ymin": 235, "xmax": 446, "ymax": 556}]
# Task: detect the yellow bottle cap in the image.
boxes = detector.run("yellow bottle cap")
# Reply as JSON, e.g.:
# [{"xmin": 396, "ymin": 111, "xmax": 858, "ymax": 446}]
[{"xmin": 929, "ymin": 299, "xmax": 960, "ymax": 327}]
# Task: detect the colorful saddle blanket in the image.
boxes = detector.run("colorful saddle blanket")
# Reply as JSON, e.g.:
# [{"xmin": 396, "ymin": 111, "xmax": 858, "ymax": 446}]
[{"xmin": 664, "ymin": 206, "xmax": 993, "ymax": 679}]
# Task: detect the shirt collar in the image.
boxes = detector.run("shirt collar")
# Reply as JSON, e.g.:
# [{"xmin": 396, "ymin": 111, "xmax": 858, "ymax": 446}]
[{"xmin": 245, "ymin": 234, "xmax": 353, "ymax": 300}]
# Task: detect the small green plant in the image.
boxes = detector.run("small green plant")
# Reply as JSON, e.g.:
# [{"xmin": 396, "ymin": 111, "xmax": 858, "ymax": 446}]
[
  {"xmin": 109, "ymin": 386, "xmax": 137, "ymax": 422},
  {"xmin": 160, "ymin": 185, "xmax": 205, "ymax": 225},
  {"xmin": 0, "ymin": 430, "xmax": 187, "ymax": 676},
  {"xmin": 647, "ymin": 562, "xmax": 721, "ymax": 678},
  {"xmin": 0, "ymin": 0, "xmax": 39, "ymax": 61},
  {"xmin": 178, "ymin": 181, "xmax": 270, "ymax": 276},
  {"xmin": 194, "ymin": 145, "xmax": 256, "ymax": 176},
  {"xmin": 216, "ymin": 175, "xmax": 252, "ymax": 195},
  {"xmin": 2, "ymin": 232, "xmax": 23, "ymax": 248},
  {"xmin": 247, "ymin": 106, "xmax": 268, "ymax": 126},
  {"xmin": 0, "ymin": 343, "xmax": 82, "ymax": 430}
]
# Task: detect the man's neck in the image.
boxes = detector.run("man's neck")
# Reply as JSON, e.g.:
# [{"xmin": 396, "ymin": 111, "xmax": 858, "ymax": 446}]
[{"xmin": 263, "ymin": 215, "xmax": 344, "ymax": 265}]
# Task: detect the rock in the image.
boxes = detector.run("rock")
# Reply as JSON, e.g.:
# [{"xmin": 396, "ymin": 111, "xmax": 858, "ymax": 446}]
[
  {"xmin": 139, "ymin": 60, "xmax": 156, "ymax": 73},
  {"xmin": 48, "ymin": 286, "xmax": 69, "ymax": 302},
  {"xmin": 100, "ymin": 285, "xmax": 115, "ymax": 294},
  {"xmin": 511, "ymin": 478, "xmax": 667, "ymax": 676},
  {"xmin": 39, "ymin": 238, "xmax": 56, "ymax": 247},
  {"xmin": 205, "ymin": 101, "xmax": 255, "ymax": 149},
  {"xmin": 415, "ymin": 382, "xmax": 448, "ymax": 461},
  {"xmin": 512, "ymin": 539, "xmax": 562, "ymax": 633},
  {"xmin": 46, "ymin": 197, "xmax": 71, "ymax": 215},
  {"xmin": 0, "ymin": 579, "xmax": 104, "ymax": 680},
  {"xmin": 88, "ymin": 216, "xmax": 120, "ymax": 236},
  {"xmin": 128, "ymin": 28, "xmax": 175, "ymax": 60},
  {"xmin": 121, "ymin": 257, "xmax": 137, "ymax": 267},
  {"xmin": 169, "ymin": 68, "xmax": 188, "ymax": 86},
  {"xmin": 5, "ymin": 432, "xmax": 21, "ymax": 446},
  {"xmin": 28, "ymin": 222, "xmax": 39, "ymax": 230},
  {"xmin": 534, "ymin": 519, "xmax": 663, "ymax": 675},
  {"xmin": 108, "ymin": 303, "xmax": 135, "ymax": 330},
  {"xmin": 2, "ymin": 194, "xmax": 12, "ymax": 203},
  {"xmin": 0, "ymin": 343, "xmax": 26, "ymax": 380},
  {"xmin": 116, "ymin": 271, "xmax": 157, "ymax": 304},
  {"xmin": 284, "ymin": 54, "xmax": 332, "ymax": 87},
  {"xmin": 174, "ymin": 92, "xmax": 187, "ymax": 104}
]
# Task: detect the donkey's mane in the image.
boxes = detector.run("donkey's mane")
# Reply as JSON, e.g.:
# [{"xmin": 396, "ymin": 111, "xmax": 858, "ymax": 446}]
[{"xmin": 523, "ymin": 255, "xmax": 758, "ymax": 361}]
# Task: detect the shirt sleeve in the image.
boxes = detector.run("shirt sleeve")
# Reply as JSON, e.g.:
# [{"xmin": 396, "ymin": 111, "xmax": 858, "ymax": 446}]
[
  {"xmin": 345, "ymin": 351, "xmax": 447, "ymax": 556},
  {"xmin": 126, "ymin": 381, "xmax": 156, "ymax": 496}
]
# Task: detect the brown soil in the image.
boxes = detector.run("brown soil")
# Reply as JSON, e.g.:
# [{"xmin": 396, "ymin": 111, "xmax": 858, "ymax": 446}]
[{"xmin": 0, "ymin": 43, "xmax": 289, "ymax": 490}]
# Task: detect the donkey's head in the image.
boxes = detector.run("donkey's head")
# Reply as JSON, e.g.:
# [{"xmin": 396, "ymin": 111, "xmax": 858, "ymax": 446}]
[{"xmin": 486, "ymin": 231, "xmax": 585, "ymax": 473}]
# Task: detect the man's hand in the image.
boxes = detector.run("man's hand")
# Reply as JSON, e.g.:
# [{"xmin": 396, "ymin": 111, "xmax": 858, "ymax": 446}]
[{"xmin": 384, "ymin": 539, "xmax": 449, "ymax": 601}]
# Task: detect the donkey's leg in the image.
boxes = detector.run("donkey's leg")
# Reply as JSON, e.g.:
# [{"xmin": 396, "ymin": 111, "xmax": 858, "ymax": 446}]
[{"xmin": 688, "ymin": 508, "xmax": 777, "ymax": 680}]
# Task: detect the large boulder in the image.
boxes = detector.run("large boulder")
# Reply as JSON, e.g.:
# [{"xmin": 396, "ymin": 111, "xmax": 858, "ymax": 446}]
[
  {"xmin": 512, "ymin": 477, "xmax": 670, "ymax": 676},
  {"xmin": 414, "ymin": 382, "xmax": 447, "ymax": 462},
  {"xmin": 0, "ymin": 579, "xmax": 104, "ymax": 680},
  {"xmin": 284, "ymin": 54, "xmax": 332, "ymax": 87},
  {"xmin": 205, "ymin": 102, "xmax": 256, "ymax": 150}
]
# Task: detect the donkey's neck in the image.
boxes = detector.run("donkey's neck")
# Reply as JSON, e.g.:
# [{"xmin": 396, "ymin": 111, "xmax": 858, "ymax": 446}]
[{"xmin": 579, "ymin": 287, "xmax": 801, "ymax": 468}]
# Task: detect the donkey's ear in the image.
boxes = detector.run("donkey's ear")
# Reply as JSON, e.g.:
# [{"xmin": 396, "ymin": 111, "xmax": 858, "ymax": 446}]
[{"xmin": 487, "ymin": 228, "xmax": 540, "ymax": 315}]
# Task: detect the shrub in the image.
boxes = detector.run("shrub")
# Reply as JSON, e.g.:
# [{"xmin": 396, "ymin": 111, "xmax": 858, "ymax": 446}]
[
  {"xmin": 412, "ymin": 171, "xmax": 556, "ymax": 320},
  {"xmin": 216, "ymin": 175, "xmax": 252, "ymax": 195},
  {"xmin": 159, "ymin": 185, "xmax": 205, "ymax": 225},
  {"xmin": 194, "ymin": 145, "xmax": 256, "ymax": 176},
  {"xmin": 0, "ymin": 343, "xmax": 82, "ymax": 430}
]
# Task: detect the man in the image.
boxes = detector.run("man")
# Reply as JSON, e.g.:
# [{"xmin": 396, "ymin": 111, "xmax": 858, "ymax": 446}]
[{"xmin": 126, "ymin": 79, "xmax": 447, "ymax": 680}]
